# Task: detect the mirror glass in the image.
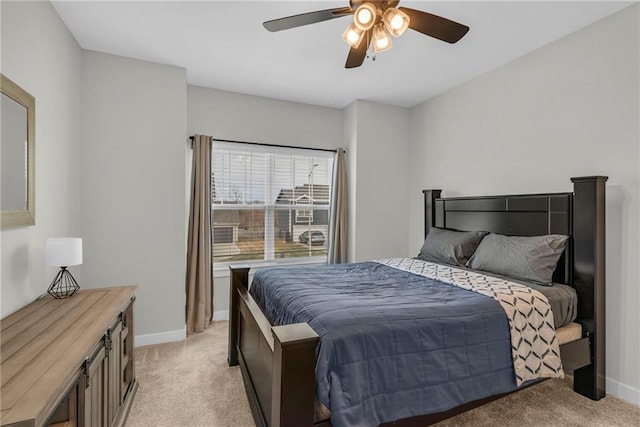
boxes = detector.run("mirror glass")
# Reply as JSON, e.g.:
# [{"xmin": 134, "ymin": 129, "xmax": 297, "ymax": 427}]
[
  {"xmin": 1, "ymin": 73, "xmax": 35, "ymax": 227},
  {"xmin": 1, "ymin": 93, "xmax": 29, "ymax": 211}
]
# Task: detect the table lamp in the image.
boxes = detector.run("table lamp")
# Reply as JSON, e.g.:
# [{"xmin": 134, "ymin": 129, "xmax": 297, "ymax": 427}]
[{"xmin": 46, "ymin": 237, "xmax": 82, "ymax": 299}]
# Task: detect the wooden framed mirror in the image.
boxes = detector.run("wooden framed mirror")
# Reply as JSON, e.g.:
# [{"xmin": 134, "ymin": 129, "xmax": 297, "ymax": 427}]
[{"xmin": 1, "ymin": 73, "xmax": 35, "ymax": 227}]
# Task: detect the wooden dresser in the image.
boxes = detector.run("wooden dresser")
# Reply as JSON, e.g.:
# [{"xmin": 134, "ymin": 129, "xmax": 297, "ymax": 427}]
[{"xmin": 0, "ymin": 286, "xmax": 138, "ymax": 427}]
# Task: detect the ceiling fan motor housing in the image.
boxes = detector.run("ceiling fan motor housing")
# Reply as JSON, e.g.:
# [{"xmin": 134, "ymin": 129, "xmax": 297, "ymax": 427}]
[{"xmin": 349, "ymin": 0, "xmax": 400, "ymax": 11}]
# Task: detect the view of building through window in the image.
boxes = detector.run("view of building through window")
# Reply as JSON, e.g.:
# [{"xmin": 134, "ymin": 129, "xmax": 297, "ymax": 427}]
[{"xmin": 211, "ymin": 142, "xmax": 334, "ymax": 265}]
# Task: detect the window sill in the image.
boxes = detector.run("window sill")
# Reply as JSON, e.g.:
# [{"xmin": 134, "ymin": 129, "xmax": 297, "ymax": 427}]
[{"xmin": 213, "ymin": 257, "xmax": 327, "ymax": 278}]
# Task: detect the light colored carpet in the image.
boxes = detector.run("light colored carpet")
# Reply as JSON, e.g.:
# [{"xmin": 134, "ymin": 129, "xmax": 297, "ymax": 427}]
[
  {"xmin": 127, "ymin": 321, "xmax": 640, "ymax": 427},
  {"xmin": 127, "ymin": 321, "xmax": 254, "ymax": 427}
]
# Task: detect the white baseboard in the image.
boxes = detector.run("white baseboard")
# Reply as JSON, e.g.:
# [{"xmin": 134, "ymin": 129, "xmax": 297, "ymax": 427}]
[
  {"xmin": 134, "ymin": 315, "xmax": 227, "ymax": 346},
  {"xmin": 213, "ymin": 310, "xmax": 229, "ymax": 321},
  {"xmin": 607, "ymin": 377, "xmax": 640, "ymax": 406},
  {"xmin": 135, "ymin": 328, "xmax": 186, "ymax": 347}
]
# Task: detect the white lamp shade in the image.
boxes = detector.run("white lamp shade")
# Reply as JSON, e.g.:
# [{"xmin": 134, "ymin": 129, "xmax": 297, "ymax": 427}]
[
  {"xmin": 373, "ymin": 24, "xmax": 393, "ymax": 53},
  {"xmin": 354, "ymin": 3, "xmax": 377, "ymax": 31},
  {"xmin": 46, "ymin": 238, "xmax": 83, "ymax": 267},
  {"xmin": 342, "ymin": 23, "xmax": 365, "ymax": 49},
  {"xmin": 383, "ymin": 8, "xmax": 410, "ymax": 37}
]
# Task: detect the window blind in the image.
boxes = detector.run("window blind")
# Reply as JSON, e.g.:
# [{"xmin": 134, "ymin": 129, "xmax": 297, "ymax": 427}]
[{"xmin": 212, "ymin": 141, "xmax": 335, "ymax": 265}]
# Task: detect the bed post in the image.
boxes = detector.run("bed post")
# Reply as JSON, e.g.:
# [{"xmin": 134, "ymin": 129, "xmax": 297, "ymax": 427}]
[
  {"xmin": 571, "ymin": 176, "xmax": 607, "ymax": 400},
  {"xmin": 423, "ymin": 189, "xmax": 442, "ymax": 238},
  {"xmin": 271, "ymin": 324, "xmax": 319, "ymax": 427},
  {"xmin": 228, "ymin": 266, "xmax": 249, "ymax": 367}
]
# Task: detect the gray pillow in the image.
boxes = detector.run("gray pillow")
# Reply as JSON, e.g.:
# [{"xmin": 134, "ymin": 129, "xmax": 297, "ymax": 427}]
[
  {"xmin": 467, "ymin": 233, "xmax": 569, "ymax": 285},
  {"xmin": 418, "ymin": 228, "xmax": 488, "ymax": 267}
]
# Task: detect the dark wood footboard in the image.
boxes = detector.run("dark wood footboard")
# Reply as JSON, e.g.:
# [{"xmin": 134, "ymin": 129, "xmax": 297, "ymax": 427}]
[{"xmin": 228, "ymin": 266, "xmax": 319, "ymax": 427}]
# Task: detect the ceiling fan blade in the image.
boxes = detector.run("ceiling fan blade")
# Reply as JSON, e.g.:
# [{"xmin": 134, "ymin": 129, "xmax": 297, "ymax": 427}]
[
  {"xmin": 399, "ymin": 7, "xmax": 469, "ymax": 44},
  {"xmin": 264, "ymin": 7, "xmax": 353, "ymax": 32},
  {"xmin": 345, "ymin": 29, "xmax": 372, "ymax": 69}
]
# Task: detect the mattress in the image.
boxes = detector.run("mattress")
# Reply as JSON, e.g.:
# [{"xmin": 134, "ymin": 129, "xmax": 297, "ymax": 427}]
[{"xmin": 557, "ymin": 322, "xmax": 582, "ymax": 345}]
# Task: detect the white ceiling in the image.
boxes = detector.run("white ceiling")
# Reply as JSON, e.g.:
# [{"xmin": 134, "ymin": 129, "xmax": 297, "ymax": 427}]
[{"xmin": 52, "ymin": 1, "xmax": 633, "ymax": 108}]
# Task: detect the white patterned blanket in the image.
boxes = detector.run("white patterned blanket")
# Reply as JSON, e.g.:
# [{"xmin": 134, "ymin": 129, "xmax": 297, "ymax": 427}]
[{"xmin": 376, "ymin": 258, "xmax": 563, "ymax": 386}]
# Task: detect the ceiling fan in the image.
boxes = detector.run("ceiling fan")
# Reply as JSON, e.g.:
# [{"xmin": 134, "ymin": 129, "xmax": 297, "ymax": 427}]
[{"xmin": 263, "ymin": 0, "xmax": 470, "ymax": 69}]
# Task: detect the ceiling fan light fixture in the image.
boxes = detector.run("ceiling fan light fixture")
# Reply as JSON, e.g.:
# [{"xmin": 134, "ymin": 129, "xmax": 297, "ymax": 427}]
[
  {"xmin": 373, "ymin": 24, "xmax": 392, "ymax": 53},
  {"xmin": 262, "ymin": 2, "xmax": 470, "ymax": 69},
  {"xmin": 354, "ymin": 2, "xmax": 376, "ymax": 30},
  {"xmin": 382, "ymin": 8, "xmax": 410, "ymax": 37},
  {"xmin": 342, "ymin": 23, "xmax": 365, "ymax": 48}
]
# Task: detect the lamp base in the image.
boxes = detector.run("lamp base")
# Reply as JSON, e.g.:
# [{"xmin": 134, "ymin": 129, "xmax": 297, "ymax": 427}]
[{"xmin": 48, "ymin": 267, "xmax": 80, "ymax": 299}]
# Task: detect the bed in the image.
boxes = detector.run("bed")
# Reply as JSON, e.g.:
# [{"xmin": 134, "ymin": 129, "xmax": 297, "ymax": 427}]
[{"xmin": 227, "ymin": 176, "xmax": 607, "ymax": 427}]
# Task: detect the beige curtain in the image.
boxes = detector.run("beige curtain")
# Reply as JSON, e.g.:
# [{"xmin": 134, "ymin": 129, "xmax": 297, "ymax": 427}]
[
  {"xmin": 186, "ymin": 134, "xmax": 213, "ymax": 334},
  {"xmin": 328, "ymin": 148, "xmax": 348, "ymax": 264}
]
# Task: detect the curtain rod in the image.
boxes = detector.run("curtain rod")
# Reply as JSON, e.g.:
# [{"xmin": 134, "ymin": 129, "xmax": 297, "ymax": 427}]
[{"xmin": 188, "ymin": 136, "xmax": 342, "ymax": 154}]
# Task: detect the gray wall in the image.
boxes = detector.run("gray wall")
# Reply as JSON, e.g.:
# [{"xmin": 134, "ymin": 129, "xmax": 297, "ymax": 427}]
[
  {"xmin": 81, "ymin": 51, "xmax": 188, "ymax": 337},
  {"xmin": 188, "ymin": 85, "xmax": 343, "ymax": 150},
  {"xmin": 408, "ymin": 4, "xmax": 640, "ymax": 400},
  {"xmin": 1, "ymin": 1, "xmax": 82, "ymax": 316},
  {"xmin": 345, "ymin": 100, "xmax": 411, "ymax": 262}
]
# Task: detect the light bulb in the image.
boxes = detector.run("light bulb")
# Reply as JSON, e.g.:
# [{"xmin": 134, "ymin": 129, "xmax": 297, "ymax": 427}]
[
  {"xmin": 373, "ymin": 24, "xmax": 392, "ymax": 53},
  {"xmin": 354, "ymin": 3, "xmax": 376, "ymax": 31},
  {"xmin": 391, "ymin": 15, "xmax": 404, "ymax": 29},
  {"xmin": 357, "ymin": 9, "xmax": 372, "ymax": 25},
  {"xmin": 342, "ymin": 23, "xmax": 364, "ymax": 49},
  {"xmin": 382, "ymin": 8, "xmax": 410, "ymax": 37}
]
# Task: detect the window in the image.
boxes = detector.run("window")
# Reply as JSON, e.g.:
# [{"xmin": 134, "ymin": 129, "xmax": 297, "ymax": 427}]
[{"xmin": 212, "ymin": 141, "xmax": 334, "ymax": 266}]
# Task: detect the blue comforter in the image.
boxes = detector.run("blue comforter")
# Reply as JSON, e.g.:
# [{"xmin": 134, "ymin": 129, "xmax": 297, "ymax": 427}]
[{"xmin": 250, "ymin": 262, "xmax": 519, "ymax": 427}]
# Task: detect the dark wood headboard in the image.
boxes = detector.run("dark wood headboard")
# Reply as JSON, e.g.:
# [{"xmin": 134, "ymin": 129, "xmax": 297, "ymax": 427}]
[
  {"xmin": 423, "ymin": 190, "xmax": 573, "ymax": 285},
  {"xmin": 422, "ymin": 176, "xmax": 607, "ymax": 400}
]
